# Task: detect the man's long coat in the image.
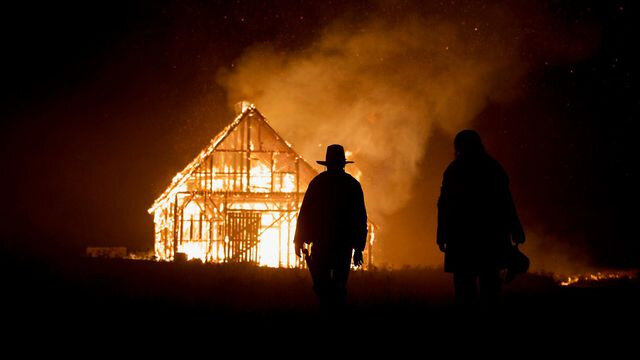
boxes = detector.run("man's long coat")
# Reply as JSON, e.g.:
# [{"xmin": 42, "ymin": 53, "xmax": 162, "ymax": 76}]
[{"xmin": 294, "ymin": 169, "xmax": 368, "ymax": 262}]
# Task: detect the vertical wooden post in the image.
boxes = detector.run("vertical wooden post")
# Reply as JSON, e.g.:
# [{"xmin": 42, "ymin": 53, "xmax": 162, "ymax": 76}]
[
  {"xmin": 223, "ymin": 193, "xmax": 228, "ymax": 262},
  {"xmin": 246, "ymin": 115, "xmax": 251, "ymax": 191},
  {"xmin": 257, "ymin": 115, "xmax": 262, "ymax": 151},
  {"xmin": 173, "ymin": 194, "xmax": 179, "ymax": 259},
  {"xmin": 286, "ymin": 214, "xmax": 290, "ymax": 268},
  {"xmin": 209, "ymin": 156, "xmax": 213, "ymax": 191},
  {"xmin": 164, "ymin": 208, "xmax": 168, "ymax": 255},
  {"xmin": 270, "ymin": 152, "xmax": 275, "ymax": 193},
  {"xmin": 295, "ymin": 156, "xmax": 300, "ymax": 203},
  {"xmin": 278, "ymin": 221, "xmax": 282, "ymax": 267},
  {"xmin": 295, "ymin": 157, "xmax": 301, "ymax": 268},
  {"xmin": 233, "ymin": 152, "xmax": 237, "ymax": 191}
]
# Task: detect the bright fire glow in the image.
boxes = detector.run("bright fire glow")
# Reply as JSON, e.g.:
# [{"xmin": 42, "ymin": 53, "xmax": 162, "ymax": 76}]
[
  {"xmin": 169, "ymin": 159, "xmax": 301, "ymax": 266},
  {"xmin": 149, "ymin": 106, "xmax": 374, "ymax": 268},
  {"xmin": 558, "ymin": 271, "xmax": 636, "ymax": 286}
]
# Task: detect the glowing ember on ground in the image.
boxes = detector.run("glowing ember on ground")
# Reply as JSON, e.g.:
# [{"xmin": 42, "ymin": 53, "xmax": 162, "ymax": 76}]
[{"xmin": 558, "ymin": 271, "xmax": 637, "ymax": 286}]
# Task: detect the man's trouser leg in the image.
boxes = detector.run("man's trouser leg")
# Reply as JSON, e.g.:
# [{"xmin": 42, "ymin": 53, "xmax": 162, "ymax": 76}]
[
  {"xmin": 311, "ymin": 262, "xmax": 332, "ymax": 307},
  {"xmin": 478, "ymin": 270, "xmax": 501, "ymax": 305},
  {"xmin": 453, "ymin": 272, "xmax": 478, "ymax": 305},
  {"xmin": 330, "ymin": 257, "xmax": 351, "ymax": 306}
]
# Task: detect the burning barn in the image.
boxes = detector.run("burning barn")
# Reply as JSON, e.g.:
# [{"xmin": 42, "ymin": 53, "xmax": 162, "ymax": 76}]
[{"xmin": 148, "ymin": 103, "xmax": 375, "ymax": 268}]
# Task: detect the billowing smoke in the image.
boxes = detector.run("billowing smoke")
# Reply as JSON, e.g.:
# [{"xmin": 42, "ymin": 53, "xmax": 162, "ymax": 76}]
[
  {"xmin": 217, "ymin": 3, "xmax": 598, "ymax": 270},
  {"xmin": 218, "ymin": 13, "xmax": 525, "ymax": 220},
  {"xmin": 522, "ymin": 231, "xmax": 593, "ymax": 275}
]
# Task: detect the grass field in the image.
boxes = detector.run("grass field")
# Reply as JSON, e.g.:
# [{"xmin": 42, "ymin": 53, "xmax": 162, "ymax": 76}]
[{"xmin": 3, "ymin": 254, "xmax": 639, "ymax": 344}]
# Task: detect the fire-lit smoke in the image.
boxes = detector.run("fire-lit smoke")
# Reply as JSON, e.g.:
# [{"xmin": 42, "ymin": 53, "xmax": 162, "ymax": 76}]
[
  {"xmin": 217, "ymin": 3, "xmax": 598, "ymax": 269},
  {"xmin": 218, "ymin": 14, "xmax": 527, "ymax": 219},
  {"xmin": 522, "ymin": 232, "xmax": 594, "ymax": 275}
]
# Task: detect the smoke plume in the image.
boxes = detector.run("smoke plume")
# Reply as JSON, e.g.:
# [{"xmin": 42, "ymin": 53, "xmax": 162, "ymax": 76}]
[
  {"xmin": 219, "ymin": 12, "xmax": 529, "ymax": 219},
  {"xmin": 217, "ymin": 2, "xmax": 598, "ymax": 269}
]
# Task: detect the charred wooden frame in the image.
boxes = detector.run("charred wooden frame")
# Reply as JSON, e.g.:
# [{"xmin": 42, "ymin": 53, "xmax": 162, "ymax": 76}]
[{"xmin": 148, "ymin": 104, "xmax": 375, "ymax": 268}]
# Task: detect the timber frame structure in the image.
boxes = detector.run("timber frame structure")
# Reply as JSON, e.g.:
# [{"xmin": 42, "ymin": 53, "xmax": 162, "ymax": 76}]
[{"xmin": 148, "ymin": 104, "xmax": 375, "ymax": 268}]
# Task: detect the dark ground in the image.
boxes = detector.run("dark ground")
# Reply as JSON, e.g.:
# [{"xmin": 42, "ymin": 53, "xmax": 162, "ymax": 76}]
[{"xmin": 3, "ymin": 251, "xmax": 639, "ymax": 346}]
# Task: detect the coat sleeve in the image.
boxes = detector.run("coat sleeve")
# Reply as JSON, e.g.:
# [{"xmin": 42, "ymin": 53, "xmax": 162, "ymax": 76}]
[
  {"xmin": 294, "ymin": 180, "xmax": 316, "ymax": 247},
  {"xmin": 352, "ymin": 182, "xmax": 368, "ymax": 252},
  {"xmin": 437, "ymin": 167, "xmax": 451, "ymax": 248}
]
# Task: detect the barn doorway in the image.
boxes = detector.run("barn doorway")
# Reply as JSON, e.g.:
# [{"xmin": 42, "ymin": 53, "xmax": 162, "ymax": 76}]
[{"xmin": 226, "ymin": 211, "xmax": 261, "ymax": 263}]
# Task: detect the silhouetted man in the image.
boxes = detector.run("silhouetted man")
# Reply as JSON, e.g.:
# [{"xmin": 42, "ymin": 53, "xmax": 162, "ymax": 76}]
[
  {"xmin": 294, "ymin": 144, "xmax": 368, "ymax": 308},
  {"xmin": 437, "ymin": 130, "xmax": 525, "ymax": 305}
]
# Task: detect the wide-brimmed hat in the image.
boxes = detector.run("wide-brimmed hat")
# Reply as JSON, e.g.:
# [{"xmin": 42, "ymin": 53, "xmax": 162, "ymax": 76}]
[{"xmin": 316, "ymin": 144, "xmax": 354, "ymax": 166}]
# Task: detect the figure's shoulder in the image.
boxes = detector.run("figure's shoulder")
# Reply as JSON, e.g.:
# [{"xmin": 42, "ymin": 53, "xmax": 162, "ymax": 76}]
[
  {"xmin": 443, "ymin": 160, "xmax": 459, "ymax": 177},
  {"xmin": 486, "ymin": 156, "xmax": 509, "ymax": 182},
  {"xmin": 308, "ymin": 173, "xmax": 324, "ymax": 187},
  {"xmin": 344, "ymin": 171, "xmax": 358, "ymax": 181},
  {"xmin": 342, "ymin": 171, "xmax": 362, "ymax": 186},
  {"xmin": 310, "ymin": 171, "xmax": 334, "ymax": 186},
  {"xmin": 314, "ymin": 170, "xmax": 361, "ymax": 188},
  {"xmin": 311, "ymin": 171, "xmax": 329, "ymax": 181},
  {"xmin": 488, "ymin": 156, "xmax": 506, "ymax": 172},
  {"xmin": 445, "ymin": 161, "xmax": 456, "ymax": 172}
]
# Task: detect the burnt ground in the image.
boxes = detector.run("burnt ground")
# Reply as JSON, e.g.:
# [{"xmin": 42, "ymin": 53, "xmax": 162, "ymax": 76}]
[{"xmin": 3, "ymin": 254, "xmax": 639, "ymax": 346}]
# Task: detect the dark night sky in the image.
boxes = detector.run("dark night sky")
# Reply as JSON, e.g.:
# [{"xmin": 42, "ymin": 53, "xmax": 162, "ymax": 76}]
[{"xmin": 1, "ymin": 0, "xmax": 637, "ymax": 270}]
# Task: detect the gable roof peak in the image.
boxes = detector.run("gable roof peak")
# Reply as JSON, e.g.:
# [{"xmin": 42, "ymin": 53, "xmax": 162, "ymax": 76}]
[
  {"xmin": 234, "ymin": 101, "xmax": 255, "ymax": 116},
  {"xmin": 148, "ymin": 103, "xmax": 318, "ymax": 213}
]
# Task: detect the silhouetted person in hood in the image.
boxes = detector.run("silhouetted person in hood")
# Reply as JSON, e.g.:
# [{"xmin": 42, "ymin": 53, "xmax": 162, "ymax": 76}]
[
  {"xmin": 294, "ymin": 144, "xmax": 368, "ymax": 308},
  {"xmin": 437, "ymin": 130, "xmax": 525, "ymax": 305}
]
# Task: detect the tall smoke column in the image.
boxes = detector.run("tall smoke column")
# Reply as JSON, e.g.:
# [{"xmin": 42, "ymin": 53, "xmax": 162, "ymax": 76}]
[{"xmin": 218, "ymin": 15, "xmax": 525, "ymax": 220}]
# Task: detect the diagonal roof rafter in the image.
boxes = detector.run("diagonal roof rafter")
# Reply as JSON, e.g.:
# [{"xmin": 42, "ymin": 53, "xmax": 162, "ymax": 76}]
[{"xmin": 148, "ymin": 104, "xmax": 318, "ymax": 213}]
